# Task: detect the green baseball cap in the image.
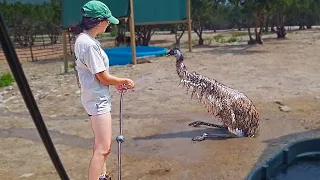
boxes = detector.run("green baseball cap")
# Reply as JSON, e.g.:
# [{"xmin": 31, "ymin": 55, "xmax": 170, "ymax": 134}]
[{"xmin": 82, "ymin": 0, "xmax": 119, "ymax": 24}]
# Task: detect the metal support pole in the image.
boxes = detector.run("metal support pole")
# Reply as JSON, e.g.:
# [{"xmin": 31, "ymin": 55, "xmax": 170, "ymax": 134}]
[
  {"xmin": 116, "ymin": 93, "xmax": 125, "ymax": 180},
  {"xmin": 129, "ymin": 0, "xmax": 137, "ymax": 65},
  {"xmin": 187, "ymin": 0, "xmax": 192, "ymax": 52}
]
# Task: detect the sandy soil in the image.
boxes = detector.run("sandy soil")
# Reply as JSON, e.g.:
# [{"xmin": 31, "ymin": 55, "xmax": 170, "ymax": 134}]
[{"xmin": 0, "ymin": 29, "xmax": 320, "ymax": 180}]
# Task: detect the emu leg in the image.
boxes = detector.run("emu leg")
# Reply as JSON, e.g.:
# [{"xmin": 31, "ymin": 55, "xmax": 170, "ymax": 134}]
[
  {"xmin": 191, "ymin": 133, "xmax": 238, "ymax": 142},
  {"xmin": 188, "ymin": 121, "xmax": 227, "ymax": 129},
  {"xmin": 188, "ymin": 121, "xmax": 236, "ymax": 141}
]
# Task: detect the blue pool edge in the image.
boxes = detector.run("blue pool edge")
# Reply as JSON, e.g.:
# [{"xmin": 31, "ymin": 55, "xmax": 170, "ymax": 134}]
[{"xmin": 104, "ymin": 46, "xmax": 167, "ymax": 66}]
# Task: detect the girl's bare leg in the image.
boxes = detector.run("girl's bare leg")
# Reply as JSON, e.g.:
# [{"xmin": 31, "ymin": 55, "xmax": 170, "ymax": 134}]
[
  {"xmin": 101, "ymin": 161, "xmax": 107, "ymax": 176},
  {"xmin": 88, "ymin": 113, "xmax": 112, "ymax": 180}
]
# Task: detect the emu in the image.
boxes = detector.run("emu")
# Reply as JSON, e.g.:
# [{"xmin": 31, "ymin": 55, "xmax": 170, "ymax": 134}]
[{"xmin": 166, "ymin": 48, "xmax": 260, "ymax": 141}]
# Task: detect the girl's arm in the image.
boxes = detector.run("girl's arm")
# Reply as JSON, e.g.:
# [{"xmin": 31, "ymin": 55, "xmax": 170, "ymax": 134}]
[
  {"xmin": 95, "ymin": 71, "xmax": 127, "ymax": 86},
  {"xmin": 95, "ymin": 71, "xmax": 134, "ymax": 89}
]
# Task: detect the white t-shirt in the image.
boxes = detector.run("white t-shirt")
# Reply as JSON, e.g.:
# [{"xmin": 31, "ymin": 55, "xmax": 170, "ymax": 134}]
[{"xmin": 74, "ymin": 32, "xmax": 112, "ymax": 115}]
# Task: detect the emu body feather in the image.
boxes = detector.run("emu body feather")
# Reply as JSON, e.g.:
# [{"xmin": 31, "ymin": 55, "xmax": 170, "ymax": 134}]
[{"xmin": 172, "ymin": 49, "xmax": 260, "ymax": 137}]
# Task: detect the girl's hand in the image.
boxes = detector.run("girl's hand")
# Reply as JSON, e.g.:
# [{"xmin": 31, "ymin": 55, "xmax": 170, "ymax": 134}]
[
  {"xmin": 124, "ymin": 78, "xmax": 135, "ymax": 89},
  {"xmin": 116, "ymin": 78, "xmax": 135, "ymax": 93},
  {"xmin": 115, "ymin": 84, "xmax": 126, "ymax": 93}
]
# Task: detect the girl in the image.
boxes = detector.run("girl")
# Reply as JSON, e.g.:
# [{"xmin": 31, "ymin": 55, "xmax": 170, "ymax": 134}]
[{"xmin": 69, "ymin": 1, "xmax": 135, "ymax": 179}]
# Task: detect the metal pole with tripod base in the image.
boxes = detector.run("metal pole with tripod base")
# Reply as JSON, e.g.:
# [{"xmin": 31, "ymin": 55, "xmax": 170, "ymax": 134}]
[{"xmin": 116, "ymin": 92, "xmax": 125, "ymax": 180}]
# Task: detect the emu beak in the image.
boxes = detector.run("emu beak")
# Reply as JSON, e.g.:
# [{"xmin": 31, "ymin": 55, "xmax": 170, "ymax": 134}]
[{"xmin": 165, "ymin": 52, "xmax": 170, "ymax": 57}]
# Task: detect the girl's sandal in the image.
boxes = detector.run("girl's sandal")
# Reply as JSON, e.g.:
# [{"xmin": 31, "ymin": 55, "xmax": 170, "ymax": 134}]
[{"xmin": 99, "ymin": 172, "xmax": 115, "ymax": 180}]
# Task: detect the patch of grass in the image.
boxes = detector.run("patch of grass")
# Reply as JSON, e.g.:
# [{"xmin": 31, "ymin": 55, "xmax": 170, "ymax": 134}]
[
  {"xmin": 204, "ymin": 37, "xmax": 214, "ymax": 44},
  {"xmin": 0, "ymin": 72, "xmax": 15, "ymax": 88},
  {"xmin": 231, "ymin": 32, "xmax": 248, "ymax": 37},
  {"xmin": 227, "ymin": 37, "xmax": 238, "ymax": 43},
  {"xmin": 219, "ymin": 38, "xmax": 226, "ymax": 44},
  {"xmin": 213, "ymin": 34, "xmax": 224, "ymax": 42},
  {"xmin": 68, "ymin": 61, "xmax": 75, "ymax": 69}
]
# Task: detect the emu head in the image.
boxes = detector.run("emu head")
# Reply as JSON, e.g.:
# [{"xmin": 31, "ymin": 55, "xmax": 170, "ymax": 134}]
[{"xmin": 165, "ymin": 47, "xmax": 184, "ymax": 62}]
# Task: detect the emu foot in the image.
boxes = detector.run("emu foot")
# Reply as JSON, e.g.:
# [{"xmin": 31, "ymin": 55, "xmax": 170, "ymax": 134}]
[
  {"xmin": 188, "ymin": 121, "xmax": 227, "ymax": 129},
  {"xmin": 191, "ymin": 133, "xmax": 238, "ymax": 142}
]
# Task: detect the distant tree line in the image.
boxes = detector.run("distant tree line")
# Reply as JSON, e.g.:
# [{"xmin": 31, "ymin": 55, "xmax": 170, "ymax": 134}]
[
  {"xmin": 1, "ymin": 0, "xmax": 319, "ymax": 51},
  {"xmin": 0, "ymin": 0, "xmax": 61, "ymax": 47},
  {"xmin": 190, "ymin": 0, "xmax": 320, "ymax": 45}
]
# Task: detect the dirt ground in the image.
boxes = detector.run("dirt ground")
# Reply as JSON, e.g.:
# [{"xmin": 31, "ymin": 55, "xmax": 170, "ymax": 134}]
[{"xmin": 0, "ymin": 29, "xmax": 320, "ymax": 180}]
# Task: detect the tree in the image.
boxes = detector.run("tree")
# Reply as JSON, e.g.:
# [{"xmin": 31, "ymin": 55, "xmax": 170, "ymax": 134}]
[
  {"xmin": 231, "ymin": 0, "xmax": 268, "ymax": 44},
  {"xmin": 269, "ymin": 0, "xmax": 292, "ymax": 38},
  {"xmin": 229, "ymin": 3, "xmax": 247, "ymax": 30},
  {"xmin": 285, "ymin": 0, "xmax": 320, "ymax": 30},
  {"xmin": 0, "ymin": 1, "xmax": 62, "ymax": 61},
  {"xmin": 42, "ymin": 0, "xmax": 61, "ymax": 44},
  {"xmin": 210, "ymin": 1, "xmax": 232, "ymax": 32},
  {"xmin": 173, "ymin": 24, "xmax": 186, "ymax": 48},
  {"xmin": 191, "ymin": 0, "xmax": 213, "ymax": 45},
  {"xmin": 135, "ymin": 25, "xmax": 155, "ymax": 46}
]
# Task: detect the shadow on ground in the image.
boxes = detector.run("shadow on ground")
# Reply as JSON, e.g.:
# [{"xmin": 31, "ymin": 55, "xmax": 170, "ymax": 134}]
[
  {"xmin": 133, "ymin": 125, "xmax": 236, "ymax": 141},
  {"xmin": 0, "ymin": 127, "xmax": 93, "ymax": 148}
]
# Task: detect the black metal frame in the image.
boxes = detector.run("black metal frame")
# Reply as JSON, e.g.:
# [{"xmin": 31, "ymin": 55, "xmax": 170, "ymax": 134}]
[{"xmin": 0, "ymin": 13, "xmax": 69, "ymax": 180}]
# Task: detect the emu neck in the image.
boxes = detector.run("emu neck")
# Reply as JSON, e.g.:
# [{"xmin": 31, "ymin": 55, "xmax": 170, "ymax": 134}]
[{"xmin": 176, "ymin": 59, "xmax": 187, "ymax": 79}]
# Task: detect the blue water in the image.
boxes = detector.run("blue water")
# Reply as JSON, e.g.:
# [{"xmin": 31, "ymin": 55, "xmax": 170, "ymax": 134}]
[
  {"xmin": 104, "ymin": 46, "xmax": 167, "ymax": 66},
  {"xmin": 272, "ymin": 160, "xmax": 320, "ymax": 180}
]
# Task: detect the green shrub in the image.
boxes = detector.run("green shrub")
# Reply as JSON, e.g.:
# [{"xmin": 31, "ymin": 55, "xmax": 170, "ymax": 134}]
[{"xmin": 0, "ymin": 72, "xmax": 14, "ymax": 88}]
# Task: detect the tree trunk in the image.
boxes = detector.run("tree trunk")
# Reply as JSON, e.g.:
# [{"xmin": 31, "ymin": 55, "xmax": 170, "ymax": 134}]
[
  {"xmin": 29, "ymin": 42, "xmax": 34, "ymax": 62},
  {"xmin": 198, "ymin": 26, "xmax": 204, "ymax": 45},
  {"xmin": 237, "ymin": 21, "xmax": 242, "ymax": 31},
  {"xmin": 264, "ymin": 15, "xmax": 269, "ymax": 33},
  {"xmin": 276, "ymin": 11, "xmax": 286, "ymax": 38},
  {"xmin": 193, "ymin": 25, "xmax": 204, "ymax": 45},
  {"xmin": 170, "ymin": 27, "xmax": 176, "ymax": 34},
  {"xmin": 264, "ymin": 23, "xmax": 269, "ymax": 33},
  {"xmin": 256, "ymin": 18, "xmax": 263, "ymax": 44},
  {"xmin": 175, "ymin": 24, "xmax": 185, "ymax": 48},
  {"xmin": 248, "ymin": 11, "xmax": 265, "ymax": 45},
  {"xmin": 277, "ymin": 26, "xmax": 286, "ymax": 38},
  {"xmin": 198, "ymin": 38, "xmax": 204, "ymax": 45},
  {"xmin": 247, "ymin": 19, "xmax": 255, "ymax": 45},
  {"xmin": 254, "ymin": 16, "xmax": 261, "ymax": 44},
  {"xmin": 299, "ymin": 20, "xmax": 305, "ymax": 30},
  {"xmin": 175, "ymin": 40, "xmax": 181, "ymax": 49},
  {"xmin": 257, "ymin": 29, "xmax": 263, "ymax": 44},
  {"xmin": 42, "ymin": 33, "xmax": 45, "ymax": 49},
  {"xmin": 142, "ymin": 39, "xmax": 149, "ymax": 46}
]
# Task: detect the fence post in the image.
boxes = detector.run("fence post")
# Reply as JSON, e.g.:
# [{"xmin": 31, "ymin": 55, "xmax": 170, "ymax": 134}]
[{"xmin": 62, "ymin": 30, "xmax": 68, "ymax": 73}]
